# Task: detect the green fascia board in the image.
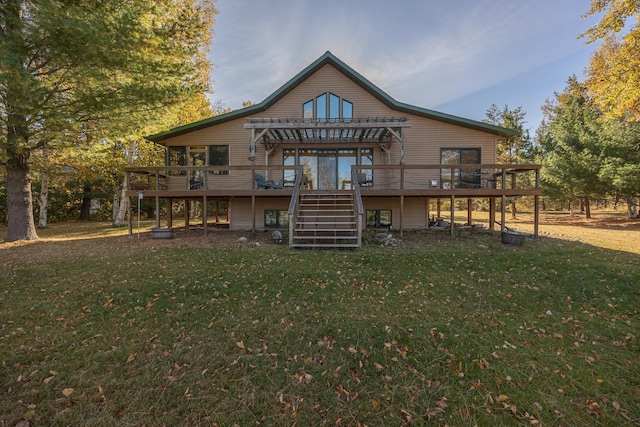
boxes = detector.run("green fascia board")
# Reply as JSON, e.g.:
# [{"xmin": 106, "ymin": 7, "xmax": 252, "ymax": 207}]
[{"xmin": 147, "ymin": 51, "xmax": 516, "ymax": 143}]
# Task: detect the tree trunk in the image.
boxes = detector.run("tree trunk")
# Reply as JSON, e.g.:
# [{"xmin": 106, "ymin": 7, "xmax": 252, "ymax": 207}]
[
  {"xmin": 112, "ymin": 185, "xmax": 120, "ymax": 224},
  {"xmin": 627, "ymin": 197, "xmax": 639, "ymax": 218},
  {"xmin": 37, "ymin": 174, "xmax": 49, "ymax": 228},
  {"xmin": 79, "ymin": 183, "xmax": 92, "ymax": 220},
  {"xmin": 584, "ymin": 195, "xmax": 591, "ymax": 219},
  {"xmin": 113, "ymin": 139, "xmax": 136, "ymax": 226},
  {"xmin": 113, "ymin": 182, "xmax": 129, "ymax": 226},
  {"xmin": 37, "ymin": 148, "xmax": 50, "ymax": 228},
  {"xmin": 5, "ymin": 154, "xmax": 38, "ymax": 242}
]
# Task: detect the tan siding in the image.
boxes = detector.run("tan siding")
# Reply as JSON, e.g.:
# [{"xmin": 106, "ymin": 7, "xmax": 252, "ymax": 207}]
[
  {"xmin": 157, "ymin": 63, "xmax": 497, "ymax": 179},
  {"xmin": 230, "ymin": 197, "xmax": 290, "ymax": 231},
  {"xmin": 261, "ymin": 65, "xmax": 397, "ymax": 119}
]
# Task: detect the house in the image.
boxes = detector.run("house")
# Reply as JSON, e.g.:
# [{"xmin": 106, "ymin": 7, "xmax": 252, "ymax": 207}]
[{"xmin": 126, "ymin": 51, "xmax": 541, "ymax": 247}]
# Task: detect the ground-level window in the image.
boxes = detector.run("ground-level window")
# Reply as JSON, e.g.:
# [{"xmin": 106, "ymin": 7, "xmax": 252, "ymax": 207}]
[
  {"xmin": 440, "ymin": 148, "xmax": 481, "ymax": 189},
  {"xmin": 366, "ymin": 210, "xmax": 392, "ymax": 228},
  {"xmin": 264, "ymin": 210, "xmax": 289, "ymax": 228}
]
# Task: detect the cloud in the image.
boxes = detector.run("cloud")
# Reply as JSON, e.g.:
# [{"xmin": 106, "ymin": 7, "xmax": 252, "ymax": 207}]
[{"xmin": 209, "ymin": 0, "xmax": 595, "ymax": 125}]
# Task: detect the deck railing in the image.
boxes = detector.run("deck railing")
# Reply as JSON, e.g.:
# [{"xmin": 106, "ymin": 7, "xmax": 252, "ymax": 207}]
[
  {"xmin": 125, "ymin": 164, "xmax": 540, "ymax": 194},
  {"xmin": 351, "ymin": 166, "xmax": 365, "ymax": 246},
  {"xmin": 287, "ymin": 167, "xmax": 305, "ymax": 246}
]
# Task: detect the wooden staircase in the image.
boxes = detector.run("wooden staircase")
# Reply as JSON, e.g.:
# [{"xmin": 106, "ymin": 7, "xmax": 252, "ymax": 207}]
[{"xmin": 291, "ymin": 192, "xmax": 360, "ymax": 248}]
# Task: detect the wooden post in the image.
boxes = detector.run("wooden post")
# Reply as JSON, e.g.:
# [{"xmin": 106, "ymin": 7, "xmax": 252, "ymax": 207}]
[
  {"xmin": 251, "ymin": 195, "xmax": 256, "ymax": 231},
  {"xmin": 450, "ymin": 195, "xmax": 455, "ymax": 237},
  {"xmin": 426, "ymin": 197, "xmax": 430, "ymax": 229},
  {"xmin": 489, "ymin": 197, "xmax": 495, "ymax": 230},
  {"xmin": 534, "ymin": 168, "xmax": 540, "ymax": 237},
  {"xmin": 501, "ymin": 196, "xmax": 506, "ymax": 232},
  {"xmin": 467, "ymin": 198, "xmax": 472, "ymax": 225},
  {"xmin": 437, "ymin": 198, "xmax": 441, "ymax": 218},
  {"xmin": 167, "ymin": 198, "xmax": 173, "ymax": 228},
  {"xmin": 400, "ymin": 194, "xmax": 404, "ymax": 237},
  {"xmin": 501, "ymin": 168, "xmax": 507, "ymax": 232},
  {"xmin": 184, "ymin": 200, "xmax": 190, "ymax": 228},
  {"xmin": 203, "ymin": 196, "xmax": 208, "ymax": 236},
  {"xmin": 155, "ymin": 196, "xmax": 160, "ymax": 229},
  {"xmin": 534, "ymin": 195, "xmax": 540, "ymax": 237}
]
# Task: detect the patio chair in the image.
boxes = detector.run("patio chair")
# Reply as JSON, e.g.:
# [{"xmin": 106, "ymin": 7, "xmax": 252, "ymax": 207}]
[
  {"xmin": 357, "ymin": 172, "xmax": 373, "ymax": 187},
  {"xmin": 254, "ymin": 173, "xmax": 282, "ymax": 189}
]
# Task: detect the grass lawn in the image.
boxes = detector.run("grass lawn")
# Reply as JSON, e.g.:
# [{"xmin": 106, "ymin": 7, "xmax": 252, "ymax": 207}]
[{"xmin": 1, "ymin": 213, "xmax": 639, "ymax": 426}]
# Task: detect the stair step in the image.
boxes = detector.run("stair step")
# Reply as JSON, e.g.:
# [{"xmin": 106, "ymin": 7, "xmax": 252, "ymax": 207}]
[
  {"xmin": 296, "ymin": 221, "xmax": 356, "ymax": 225},
  {"xmin": 293, "ymin": 236, "xmax": 358, "ymax": 240},
  {"xmin": 291, "ymin": 243, "xmax": 360, "ymax": 248},
  {"xmin": 292, "ymin": 190, "xmax": 360, "ymax": 249},
  {"xmin": 298, "ymin": 214, "xmax": 354, "ymax": 217},
  {"xmin": 294, "ymin": 228, "xmax": 358, "ymax": 232}
]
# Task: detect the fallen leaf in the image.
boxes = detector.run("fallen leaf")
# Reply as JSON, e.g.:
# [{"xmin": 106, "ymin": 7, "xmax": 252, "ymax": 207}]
[
  {"xmin": 62, "ymin": 388, "xmax": 74, "ymax": 397},
  {"xmin": 436, "ymin": 397, "xmax": 449, "ymax": 409},
  {"xmin": 496, "ymin": 394, "xmax": 509, "ymax": 402},
  {"xmin": 374, "ymin": 362, "xmax": 384, "ymax": 372},
  {"xmin": 372, "ymin": 399, "xmax": 379, "ymax": 411},
  {"xmin": 43, "ymin": 376, "xmax": 55, "ymax": 385},
  {"xmin": 236, "ymin": 341, "xmax": 245, "ymax": 350}
]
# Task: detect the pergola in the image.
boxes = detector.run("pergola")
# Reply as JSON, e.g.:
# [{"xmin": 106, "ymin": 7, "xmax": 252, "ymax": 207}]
[{"xmin": 244, "ymin": 117, "xmax": 412, "ymax": 162}]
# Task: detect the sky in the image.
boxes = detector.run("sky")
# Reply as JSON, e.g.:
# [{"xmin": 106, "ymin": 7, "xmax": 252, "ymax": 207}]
[{"xmin": 207, "ymin": 0, "xmax": 601, "ymax": 133}]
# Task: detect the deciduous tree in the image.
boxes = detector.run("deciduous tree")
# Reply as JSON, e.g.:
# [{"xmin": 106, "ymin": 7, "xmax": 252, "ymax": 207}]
[
  {"xmin": 0, "ymin": 0, "xmax": 216, "ymax": 241},
  {"xmin": 583, "ymin": 0, "xmax": 640, "ymax": 120}
]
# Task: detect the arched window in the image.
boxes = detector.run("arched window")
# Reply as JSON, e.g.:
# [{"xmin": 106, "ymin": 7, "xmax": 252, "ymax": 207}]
[{"xmin": 302, "ymin": 93, "xmax": 353, "ymax": 121}]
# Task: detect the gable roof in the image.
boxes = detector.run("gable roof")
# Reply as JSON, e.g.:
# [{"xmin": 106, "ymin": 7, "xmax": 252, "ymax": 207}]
[{"xmin": 147, "ymin": 51, "xmax": 516, "ymax": 143}]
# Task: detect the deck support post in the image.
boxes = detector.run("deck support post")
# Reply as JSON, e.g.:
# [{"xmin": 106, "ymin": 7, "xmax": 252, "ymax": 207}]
[
  {"xmin": 534, "ymin": 168, "xmax": 540, "ymax": 237},
  {"xmin": 400, "ymin": 195, "xmax": 404, "ymax": 237},
  {"xmin": 203, "ymin": 196, "xmax": 208, "ymax": 236},
  {"xmin": 467, "ymin": 198, "xmax": 472, "ymax": 225},
  {"xmin": 155, "ymin": 196, "xmax": 160, "ymax": 229},
  {"xmin": 437, "ymin": 198, "xmax": 441, "ymax": 219},
  {"xmin": 251, "ymin": 195, "xmax": 256, "ymax": 231},
  {"xmin": 167, "ymin": 198, "xmax": 173, "ymax": 228},
  {"xmin": 501, "ymin": 195, "xmax": 506, "ymax": 232},
  {"xmin": 184, "ymin": 200, "xmax": 190, "ymax": 228},
  {"xmin": 426, "ymin": 197, "xmax": 430, "ymax": 228},
  {"xmin": 450, "ymin": 195, "xmax": 455, "ymax": 237},
  {"xmin": 489, "ymin": 197, "xmax": 495, "ymax": 230},
  {"xmin": 500, "ymin": 168, "xmax": 507, "ymax": 232},
  {"xmin": 534, "ymin": 195, "xmax": 540, "ymax": 237}
]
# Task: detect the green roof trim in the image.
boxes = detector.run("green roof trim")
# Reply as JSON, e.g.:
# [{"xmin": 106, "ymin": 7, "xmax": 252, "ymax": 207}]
[{"xmin": 147, "ymin": 51, "xmax": 516, "ymax": 143}]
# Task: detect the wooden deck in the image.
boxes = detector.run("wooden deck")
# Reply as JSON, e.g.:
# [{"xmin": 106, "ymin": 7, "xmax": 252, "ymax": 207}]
[{"xmin": 124, "ymin": 164, "xmax": 542, "ymax": 241}]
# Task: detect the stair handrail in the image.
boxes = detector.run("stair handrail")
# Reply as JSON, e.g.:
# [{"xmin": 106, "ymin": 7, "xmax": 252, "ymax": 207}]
[
  {"xmin": 288, "ymin": 166, "xmax": 304, "ymax": 246},
  {"xmin": 351, "ymin": 166, "xmax": 365, "ymax": 247}
]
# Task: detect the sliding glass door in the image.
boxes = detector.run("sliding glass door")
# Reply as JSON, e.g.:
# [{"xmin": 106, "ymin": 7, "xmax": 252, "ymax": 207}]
[{"xmin": 291, "ymin": 149, "xmax": 358, "ymax": 190}]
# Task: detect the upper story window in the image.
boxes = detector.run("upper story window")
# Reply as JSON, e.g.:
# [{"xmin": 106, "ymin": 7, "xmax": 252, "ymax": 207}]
[
  {"xmin": 167, "ymin": 145, "xmax": 229, "ymax": 176},
  {"xmin": 303, "ymin": 93, "xmax": 353, "ymax": 122}
]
